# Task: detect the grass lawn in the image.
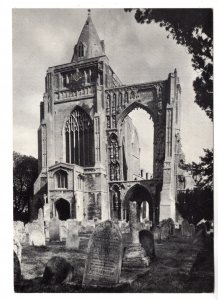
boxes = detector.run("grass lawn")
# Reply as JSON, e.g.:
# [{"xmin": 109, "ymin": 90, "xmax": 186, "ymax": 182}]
[{"xmin": 16, "ymin": 234, "xmax": 214, "ymax": 293}]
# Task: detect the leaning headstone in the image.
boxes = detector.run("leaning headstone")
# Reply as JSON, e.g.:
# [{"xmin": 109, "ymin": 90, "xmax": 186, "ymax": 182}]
[
  {"xmin": 83, "ymin": 220, "xmax": 123, "ymax": 287},
  {"xmin": 49, "ymin": 218, "xmax": 60, "ymax": 241},
  {"xmin": 14, "ymin": 251, "xmax": 21, "ymax": 288},
  {"xmin": 66, "ymin": 220, "xmax": 80, "ymax": 249},
  {"xmin": 139, "ymin": 230, "xmax": 155, "ymax": 260},
  {"xmin": 181, "ymin": 219, "xmax": 192, "ymax": 237},
  {"xmin": 29, "ymin": 229, "xmax": 46, "ymax": 246},
  {"xmin": 42, "ymin": 256, "xmax": 74, "ymax": 284}
]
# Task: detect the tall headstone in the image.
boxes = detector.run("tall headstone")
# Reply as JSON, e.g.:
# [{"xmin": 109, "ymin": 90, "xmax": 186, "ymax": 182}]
[
  {"xmin": 66, "ymin": 219, "xmax": 80, "ymax": 249},
  {"xmin": 60, "ymin": 221, "xmax": 67, "ymax": 242},
  {"xmin": 181, "ymin": 219, "xmax": 193, "ymax": 237},
  {"xmin": 122, "ymin": 201, "xmax": 150, "ymax": 270},
  {"xmin": 49, "ymin": 218, "xmax": 60, "ymax": 241},
  {"xmin": 83, "ymin": 220, "xmax": 123, "ymax": 287}
]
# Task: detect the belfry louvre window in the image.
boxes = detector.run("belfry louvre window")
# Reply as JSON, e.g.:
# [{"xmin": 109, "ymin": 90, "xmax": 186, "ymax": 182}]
[
  {"xmin": 55, "ymin": 170, "xmax": 68, "ymax": 189},
  {"xmin": 65, "ymin": 107, "xmax": 94, "ymax": 166}
]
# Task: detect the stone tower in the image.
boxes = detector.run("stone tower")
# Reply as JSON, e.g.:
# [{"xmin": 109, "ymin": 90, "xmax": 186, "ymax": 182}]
[{"xmin": 34, "ymin": 11, "xmax": 182, "ymax": 224}]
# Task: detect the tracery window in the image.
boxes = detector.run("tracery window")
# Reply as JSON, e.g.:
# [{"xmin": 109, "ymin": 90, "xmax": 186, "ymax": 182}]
[
  {"xmin": 109, "ymin": 133, "xmax": 120, "ymax": 181},
  {"xmin": 65, "ymin": 107, "xmax": 94, "ymax": 166},
  {"xmin": 55, "ymin": 170, "xmax": 68, "ymax": 189}
]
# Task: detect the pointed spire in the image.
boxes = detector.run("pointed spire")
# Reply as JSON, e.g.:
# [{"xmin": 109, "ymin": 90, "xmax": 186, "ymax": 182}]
[{"xmin": 71, "ymin": 11, "xmax": 105, "ymax": 62}]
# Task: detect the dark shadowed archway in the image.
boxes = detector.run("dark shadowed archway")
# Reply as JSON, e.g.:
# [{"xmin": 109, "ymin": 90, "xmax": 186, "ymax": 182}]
[{"xmin": 55, "ymin": 198, "xmax": 70, "ymax": 220}]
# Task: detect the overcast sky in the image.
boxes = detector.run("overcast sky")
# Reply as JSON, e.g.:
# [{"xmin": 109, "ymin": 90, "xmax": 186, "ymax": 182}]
[{"xmin": 13, "ymin": 8, "xmax": 213, "ymax": 172}]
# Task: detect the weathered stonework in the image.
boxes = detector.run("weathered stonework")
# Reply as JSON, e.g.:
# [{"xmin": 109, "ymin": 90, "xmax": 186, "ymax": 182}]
[{"xmin": 34, "ymin": 12, "xmax": 182, "ymax": 225}]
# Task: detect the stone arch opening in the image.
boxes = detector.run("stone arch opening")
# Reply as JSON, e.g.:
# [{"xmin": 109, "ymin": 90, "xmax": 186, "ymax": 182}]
[
  {"xmin": 55, "ymin": 198, "xmax": 70, "ymax": 221},
  {"xmin": 124, "ymin": 184, "xmax": 153, "ymax": 222},
  {"xmin": 118, "ymin": 103, "xmax": 154, "ymax": 181}
]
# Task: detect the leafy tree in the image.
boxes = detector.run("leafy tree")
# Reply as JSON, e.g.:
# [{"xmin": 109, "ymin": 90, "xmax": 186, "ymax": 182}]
[
  {"xmin": 125, "ymin": 9, "xmax": 213, "ymax": 120},
  {"xmin": 13, "ymin": 151, "xmax": 38, "ymax": 222},
  {"xmin": 177, "ymin": 188, "xmax": 213, "ymax": 224},
  {"xmin": 180, "ymin": 148, "xmax": 213, "ymax": 189},
  {"xmin": 177, "ymin": 148, "xmax": 213, "ymax": 223}
]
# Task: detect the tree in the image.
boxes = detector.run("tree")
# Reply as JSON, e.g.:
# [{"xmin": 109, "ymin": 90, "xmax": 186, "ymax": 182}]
[
  {"xmin": 13, "ymin": 151, "xmax": 38, "ymax": 222},
  {"xmin": 177, "ymin": 148, "xmax": 213, "ymax": 223},
  {"xmin": 125, "ymin": 9, "xmax": 213, "ymax": 120},
  {"xmin": 180, "ymin": 148, "xmax": 213, "ymax": 189}
]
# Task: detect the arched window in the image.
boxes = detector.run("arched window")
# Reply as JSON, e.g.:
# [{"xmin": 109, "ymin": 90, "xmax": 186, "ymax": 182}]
[
  {"xmin": 65, "ymin": 107, "xmax": 94, "ymax": 166},
  {"xmin": 55, "ymin": 170, "xmax": 68, "ymax": 189}
]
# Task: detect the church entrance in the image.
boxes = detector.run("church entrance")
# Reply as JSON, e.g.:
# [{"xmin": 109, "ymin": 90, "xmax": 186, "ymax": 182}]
[
  {"xmin": 124, "ymin": 184, "xmax": 153, "ymax": 223},
  {"xmin": 55, "ymin": 198, "xmax": 70, "ymax": 220}
]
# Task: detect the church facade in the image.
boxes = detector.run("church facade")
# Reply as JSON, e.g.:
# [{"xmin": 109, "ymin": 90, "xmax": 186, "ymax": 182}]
[{"xmin": 33, "ymin": 12, "xmax": 182, "ymax": 225}]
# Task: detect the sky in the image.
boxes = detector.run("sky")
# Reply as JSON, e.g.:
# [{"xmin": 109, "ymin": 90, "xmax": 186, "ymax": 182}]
[{"xmin": 13, "ymin": 8, "xmax": 213, "ymax": 172}]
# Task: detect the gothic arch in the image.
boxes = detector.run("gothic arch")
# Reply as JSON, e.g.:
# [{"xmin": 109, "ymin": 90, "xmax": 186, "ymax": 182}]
[
  {"xmin": 117, "ymin": 101, "xmax": 157, "ymax": 128},
  {"xmin": 64, "ymin": 106, "xmax": 94, "ymax": 166}
]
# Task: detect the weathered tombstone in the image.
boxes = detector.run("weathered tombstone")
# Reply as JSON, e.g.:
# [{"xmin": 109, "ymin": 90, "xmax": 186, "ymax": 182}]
[
  {"xmin": 181, "ymin": 219, "xmax": 192, "ymax": 237},
  {"xmin": 60, "ymin": 221, "xmax": 67, "ymax": 242},
  {"xmin": 14, "ymin": 251, "xmax": 21, "ymax": 288},
  {"xmin": 42, "ymin": 256, "xmax": 74, "ymax": 284},
  {"xmin": 49, "ymin": 218, "xmax": 60, "ymax": 241},
  {"xmin": 83, "ymin": 220, "xmax": 123, "ymax": 287},
  {"xmin": 139, "ymin": 230, "xmax": 156, "ymax": 260},
  {"xmin": 66, "ymin": 219, "xmax": 80, "ymax": 249},
  {"xmin": 151, "ymin": 226, "xmax": 161, "ymax": 241},
  {"xmin": 37, "ymin": 208, "xmax": 44, "ymax": 231},
  {"xmin": 14, "ymin": 221, "xmax": 26, "ymax": 244},
  {"xmin": 160, "ymin": 222, "xmax": 170, "ymax": 240},
  {"xmin": 29, "ymin": 229, "xmax": 46, "ymax": 246}
]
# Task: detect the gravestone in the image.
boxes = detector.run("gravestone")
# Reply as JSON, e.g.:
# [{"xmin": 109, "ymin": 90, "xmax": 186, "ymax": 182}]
[
  {"xmin": 152, "ymin": 226, "xmax": 161, "ymax": 241},
  {"xmin": 160, "ymin": 222, "xmax": 170, "ymax": 240},
  {"xmin": 60, "ymin": 221, "xmax": 67, "ymax": 241},
  {"xmin": 66, "ymin": 219, "xmax": 80, "ymax": 249},
  {"xmin": 181, "ymin": 219, "xmax": 193, "ymax": 237},
  {"xmin": 83, "ymin": 220, "xmax": 123, "ymax": 287},
  {"xmin": 122, "ymin": 202, "xmax": 150, "ymax": 270},
  {"xmin": 14, "ymin": 221, "xmax": 26, "ymax": 244},
  {"xmin": 49, "ymin": 218, "xmax": 60, "ymax": 241},
  {"xmin": 29, "ymin": 229, "xmax": 46, "ymax": 246},
  {"xmin": 139, "ymin": 230, "xmax": 156, "ymax": 260}
]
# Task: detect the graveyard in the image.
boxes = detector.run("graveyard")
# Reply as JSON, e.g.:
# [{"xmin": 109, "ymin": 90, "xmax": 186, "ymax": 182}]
[{"xmin": 14, "ymin": 214, "xmax": 214, "ymax": 293}]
